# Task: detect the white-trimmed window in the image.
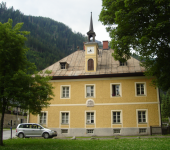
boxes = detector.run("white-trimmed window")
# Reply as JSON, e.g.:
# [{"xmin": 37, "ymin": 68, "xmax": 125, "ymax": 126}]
[
  {"xmin": 87, "ymin": 129, "xmax": 94, "ymax": 134},
  {"xmin": 136, "ymin": 83, "xmax": 146, "ymax": 96},
  {"xmin": 60, "ymin": 62, "xmax": 68, "ymax": 69},
  {"xmin": 39, "ymin": 112, "xmax": 47, "ymax": 125},
  {"xmin": 138, "ymin": 111, "xmax": 146, "ymax": 123},
  {"xmin": 113, "ymin": 129, "xmax": 121, "ymax": 134},
  {"xmin": 61, "ymin": 63, "xmax": 65, "ymax": 69},
  {"xmin": 112, "ymin": 111, "xmax": 121, "ymax": 124},
  {"xmin": 86, "ymin": 85, "xmax": 95, "ymax": 98},
  {"xmin": 111, "ymin": 83, "xmax": 121, "ymax": 97},
  {"xmin": 139, "ymin": 128, "xmax": 147, "ymax": 133},
  {"xmin": 61, "ymin": 85, "xmax": 70, "ymax": 99},
  {"xmin": 61, "ymin": 129, "xmax": 68, "ymax": 133},
  {"xmin": 86, "ymin": 112, "xmax": 94, "ymax": 124},
  {"xmin": 61, "ymin": 112, "xmax": 69, "ymax": 124}
]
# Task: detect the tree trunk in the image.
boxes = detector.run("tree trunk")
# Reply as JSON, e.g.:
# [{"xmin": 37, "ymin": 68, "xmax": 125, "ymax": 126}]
[{"xmin": 0, "ymin": 101, "xmax": 5, "ymax": 146}]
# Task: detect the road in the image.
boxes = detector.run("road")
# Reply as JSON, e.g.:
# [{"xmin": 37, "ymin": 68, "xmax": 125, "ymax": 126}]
[{"xmin": 3, "ymin": 130, "xmax": 16, "ymax": 140}]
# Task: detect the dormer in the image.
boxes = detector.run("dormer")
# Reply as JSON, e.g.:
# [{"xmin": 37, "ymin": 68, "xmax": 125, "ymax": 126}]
[{"xmin": 60, "ymin": 62, "xmax": 68, "ymax": 70}]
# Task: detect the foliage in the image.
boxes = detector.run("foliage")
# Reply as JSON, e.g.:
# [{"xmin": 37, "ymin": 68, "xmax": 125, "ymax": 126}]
[
  {"xmin": 1, "ymin": 138, "xmax": 170, "ymax": 150},
  {"xmin": 161, "ymin": 89, "xmax": 170, "ymax": 118},
  {"xmin": 99, "ymin": 0, "xmax": 170, "ymax": 91},
  {"xmin": 0, "ymin": 19, "xmax": 54, "ymax": 146},
  {"xmin": 0, "ymin": 2, "xmax": 87, "ymax": 71}
]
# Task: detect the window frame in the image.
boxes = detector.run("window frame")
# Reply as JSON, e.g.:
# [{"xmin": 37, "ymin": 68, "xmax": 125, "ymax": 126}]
[
  {"xmin": 135, "ymin": 82, "xmax": 147, "ymax": 96},
  {"xmin": 110, "ymin": 83, "xmax": 122, "ymax": 98},
  {"xmin": 60, "ymin": 85, "xmax": 71, "ymax": 99},
  {"xmin": 87, "ymin": 129, "xmax": 94, "ymax": 134},
  {"xmin": 61, "ymin": 129, "xmax": 68, "ymax": 134},
  {"xmin": 136, "ymin": 109, "xmax": 148, "ymax": 124},
  {"xmin": 139, "ymin": 128, "xmax": 147, "ymax": 134},
  {"xmin": 113, "ymin": 129, "xmax": 121, "ymax": 134},
  {"xmin": 61, "ymin": 112, "xmax": 70, "ymax": 125},
  {"xmin": 112, "ymin": 110, "xmax": 122, "ymax": 124},
  {"xmin": 85, "ymin": 84, "xmax": 95, "ymax": 98},
  {"xmin": 87, "ymin": 58, "xmax": 94, "ymax": 71},
  {"xmin": 38, "ymin": 111, "xmax": 48, "ymax": 127},
  {"xmin": 86, "ymin": 111, "xmax": 95, "ymax": 124},
  {"xmin": 61, "ymin": 63, "xmax": 66, "ymax": 69},
  {"xmin": 119, "ymin": 61, "xmax": 127, "ymax": 66},
  {"xmin": 60, "ymin": 62, "xmax": 68, "ymax": 70}
]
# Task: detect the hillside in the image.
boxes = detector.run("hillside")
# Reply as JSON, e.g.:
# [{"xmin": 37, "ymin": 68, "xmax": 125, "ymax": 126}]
[{"xmin": 0, "ymin": 2, "xmax": 87, "ymax": 70}]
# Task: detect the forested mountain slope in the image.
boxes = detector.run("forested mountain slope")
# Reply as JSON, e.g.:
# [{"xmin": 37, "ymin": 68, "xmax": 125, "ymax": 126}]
[{"xmin": 0, "ymin": 2, "xmax": 87, "ymax": 70}]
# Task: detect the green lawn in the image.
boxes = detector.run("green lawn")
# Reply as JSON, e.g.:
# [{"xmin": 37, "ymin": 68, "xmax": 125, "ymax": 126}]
[{"xmin": 1, "ymin": 138, "xmax": 170, "ymax": 150}]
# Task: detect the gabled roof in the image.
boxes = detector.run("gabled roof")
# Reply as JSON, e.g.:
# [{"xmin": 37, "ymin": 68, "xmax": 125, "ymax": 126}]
[{"xmin": 41, "ymin": 49, "xmax": 145, "ymax": 79}]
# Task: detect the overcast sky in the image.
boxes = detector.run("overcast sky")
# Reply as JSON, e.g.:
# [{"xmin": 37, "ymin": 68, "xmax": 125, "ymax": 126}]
[{"xmin": 3, "ymin": 0, "xmax": 111, "ymax": 42}]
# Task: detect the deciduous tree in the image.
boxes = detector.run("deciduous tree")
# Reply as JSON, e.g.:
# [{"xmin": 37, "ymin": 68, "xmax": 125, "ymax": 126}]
[
  {"xmin": 99, "ymin": 0, "xmax": 170, "ymax": 91},
  {"xmin": 0, "ymin": 19, "xmax": 54, "ymax": 146},
  {"xmin": 161, "ymin": 89, "xmax": 170, "ymax": 119}
]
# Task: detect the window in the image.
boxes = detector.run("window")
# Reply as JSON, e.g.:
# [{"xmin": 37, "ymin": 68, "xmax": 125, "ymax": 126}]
[
  {"xmin": 40, "ymin": 112, "xmax": 47, "ymax": 124},
  {"xmin": 21, "ymin": 119, "xmax": 24, "ymax": 123},
  {"xmin": 136, "ymin": 83, "xmax": 144, "ymax": 95},
  {"xmin": 61, "ymin": 129, "xmax": 68, "ymax": 133},
  {"xmin": 138, "ymin": 111, "xmax": 146, "ymax": 123},
  {"xmin": 135, "ymin": 83, "xmax": 146, "ymax": 96},
  {"xmin": 113, "ymin": 112, "xmax": 121, "ymax": 124},
  {"xmin": 61, "ymin": 85, "xmax": 70, "ymax": 99},
  {"xmin": 61, "ymin": 112, "xmax": 69, "ymax": 124},
  {"xmin": 60, "ymin": 62, "xmax": 68, "ymax": 69},
  {"xmin": 19, "ymin": 124, "xmax": 32, "ymax": 128},
  {"xmin": 119, "ymin": 61, "xmax": 127, "ymax": 66},
  {"xmin": 86, "ymin": 85, "xmax": 94, "ymax": 97},
  {"xmin": 87, "ymin": 129, "xmax": 94, "ymax": 134},
  {"xmin": 61, "ymin": 63, "xmax": 65, "ymax": 69},
  {"xmin": 111, "ymin": 84, "xmax": 121, "ymax": 97},
  {"xmin": 32, "ymin": 124, "xmax": 42, "ymax": 129},
  {"xmin": 139, "ymin": 128, "xmax": 147, "ymax": 133},
  {"xmin": 113, "ymin": 129, "xmax": 121, "ymax": 134},
  {"xmin": 86, "ymin": 112, "xmax": 94, "ymax": 124},
  {"xmin": 88, "ymin": 59, "xmax": 94, "ymax": 71}
]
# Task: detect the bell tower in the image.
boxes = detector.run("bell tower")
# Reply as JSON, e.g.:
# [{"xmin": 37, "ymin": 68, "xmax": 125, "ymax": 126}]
[{"xmin": 84, "ymin": 12, "xmax": 98, "ymax": 72}]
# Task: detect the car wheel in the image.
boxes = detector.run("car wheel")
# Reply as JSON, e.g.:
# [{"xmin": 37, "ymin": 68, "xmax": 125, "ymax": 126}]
[
  {"xmin": 18, "ymin": 133, "xmax": 24, "ymax": 138},
  {"xmin": 43, "ymin": 133, "xmax": 49, "ymax": 139}
]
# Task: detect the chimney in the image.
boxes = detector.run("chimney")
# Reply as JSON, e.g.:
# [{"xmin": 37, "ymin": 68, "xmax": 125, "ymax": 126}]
[
  {"xmin": 103, "ymin": 41, "xmax": 109, "ymax": 50},
  {"xmin": 83, "ymin": 42, "xmax": 86, "ymax": 50}
]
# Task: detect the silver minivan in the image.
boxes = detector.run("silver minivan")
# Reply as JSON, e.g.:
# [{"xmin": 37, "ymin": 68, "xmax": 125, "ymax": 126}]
[{"xmin": 16, "ymin": 123, "xmax": 57, "ymax": 139}]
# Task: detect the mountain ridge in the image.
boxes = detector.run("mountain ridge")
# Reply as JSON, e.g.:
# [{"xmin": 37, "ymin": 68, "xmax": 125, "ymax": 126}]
[{"xmin": 0, "ymin": 2, "xmax": 87, "ymax": 70}]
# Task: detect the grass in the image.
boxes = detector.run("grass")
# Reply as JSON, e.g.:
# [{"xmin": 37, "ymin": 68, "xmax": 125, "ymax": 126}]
[
  {"xmin": 3, "ymin": 128, "xmax": 11, "ymax": 130},
  {"xmin": 1, "ymin": 138, "xmax": 170, "ymax": 150},
  {"xmin": 63, "ymin": 134, "xmax": 170, "ymax": 139}
]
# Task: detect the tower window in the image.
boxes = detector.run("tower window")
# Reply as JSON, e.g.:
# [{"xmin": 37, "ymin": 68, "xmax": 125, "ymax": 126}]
[{"xmin": 88, "ymin": 59, "xmax": 94, "ymax": 71}]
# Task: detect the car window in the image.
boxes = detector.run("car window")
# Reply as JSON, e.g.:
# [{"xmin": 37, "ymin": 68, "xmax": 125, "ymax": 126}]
[
  {"xmin": 19, "ymin": 124, "xmax": 32, "ymax": 128},
  {"xmin": 32, "ymin": 124, "xmax": 42, "ymax": 129}
]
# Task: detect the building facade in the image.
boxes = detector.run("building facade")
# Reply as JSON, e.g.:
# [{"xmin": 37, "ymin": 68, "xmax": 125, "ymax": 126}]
[{"xmin": 29, "ymin": 14, "xmax": 161, "ymax": 136}]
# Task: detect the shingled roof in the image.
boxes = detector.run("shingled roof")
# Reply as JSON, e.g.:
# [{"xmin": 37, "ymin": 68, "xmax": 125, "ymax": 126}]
[{"xmin": 41, "ymin": 49, "xmax": 145, "ymax": 79}]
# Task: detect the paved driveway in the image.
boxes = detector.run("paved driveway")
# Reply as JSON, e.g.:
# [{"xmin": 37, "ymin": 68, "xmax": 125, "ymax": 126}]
[{"xmin": 3, "ymin": 130, "xmax": 16, "ymax": 140}]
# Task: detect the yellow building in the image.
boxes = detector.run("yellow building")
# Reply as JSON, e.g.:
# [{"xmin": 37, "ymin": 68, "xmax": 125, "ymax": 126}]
[{"xmin": 29, "ymin": 14, "xmax": 161, "ymax": 136}]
